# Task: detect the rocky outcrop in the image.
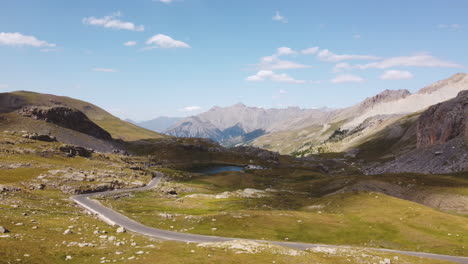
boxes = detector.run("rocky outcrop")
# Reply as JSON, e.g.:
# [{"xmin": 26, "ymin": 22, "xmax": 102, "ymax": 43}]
[
  {"xmin": 231, "ymin": 146, "xmax": 279, "ymax": 163},
  {"xmin": 0, "ymin": 185, "xmax": 21, "ymax": 192},
  {"xmin": 21, "ymin": 132, "xmax": 56, "ymax": 142},
  {"xmin": 417, "ymin": 90, "xmax": 468, "ymax": 148},
  {"xmin": 59, "ymin": 144, "xmax": 94, "ymax": 158},
  {"xmin": 0, "ymin": 94, "xmax": 27, "ymax": 113},
  {"xmin": 18, "ymin": 106, "xmax": 112, "ymax": 140}
]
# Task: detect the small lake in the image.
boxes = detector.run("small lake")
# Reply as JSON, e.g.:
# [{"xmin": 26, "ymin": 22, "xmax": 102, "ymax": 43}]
[{"xmin": 190, "ymin": 165, "xmax": 244, "ymax": 175}]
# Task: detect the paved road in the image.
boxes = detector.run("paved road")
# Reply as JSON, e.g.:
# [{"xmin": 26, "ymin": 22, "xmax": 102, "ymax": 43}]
[{"xmin": 71, "ymin": 173, "xmax": 468, "ymax": 264}]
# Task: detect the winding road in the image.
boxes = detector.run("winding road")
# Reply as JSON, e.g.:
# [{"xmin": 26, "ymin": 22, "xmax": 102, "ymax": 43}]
[{"xmin": 71, "ymin": 173, "xmax": 468, "ymax": 264}]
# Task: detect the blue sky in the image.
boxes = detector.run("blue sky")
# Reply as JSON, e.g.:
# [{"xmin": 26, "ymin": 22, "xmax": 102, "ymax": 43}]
[{"xmin": 1, "ymin": 0, "xmax": 467, "ymax": 121}]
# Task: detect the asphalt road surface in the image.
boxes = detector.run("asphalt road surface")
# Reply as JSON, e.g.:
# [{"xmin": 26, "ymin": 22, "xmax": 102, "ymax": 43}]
[{"xmin": 71, "ymin": 173, "xmax": 468, "ymax": 264}]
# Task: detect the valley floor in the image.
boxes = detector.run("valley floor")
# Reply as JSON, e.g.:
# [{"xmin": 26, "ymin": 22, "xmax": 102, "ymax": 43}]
[{"xmin": 1, "ymin": 132, "xmax": 468, "ymax": 263}]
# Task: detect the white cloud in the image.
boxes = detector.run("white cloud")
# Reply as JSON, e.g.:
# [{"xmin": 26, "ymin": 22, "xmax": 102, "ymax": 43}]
[
  {"xmin": 301, "ymin": 47, "xmax": 319, "ymax": 55},
  {"xmin": 0, "ymin": 32, "xmax": 56, "ymax": 47},
  {"xmin": 276, "ymin": 47, "xmax": 297, "ymax": 56},
  {"xmin": 356, "ymin": 54, "xmax": 462, "ymax": 69},
  {"xmin": 257, "ymin": 56, "xmax": 308, "ymax": 71},
  {"xmin": 279, "ymin": 89, "xmax": 287, "ymax": 94},
  {"xmin": 333, "ymin": 62, "xmax": 351, "ymax": 72},
  {"xmin": 40, "ymin": 48, "xmax": 58, "ymax": 52},
  {"xmin": 93, "ymin": 68, "xmax": 118, "ymax": 72},
  {"xmin": 246, "ymin": 70, "xmax": 306, "ymax": 84},
  {"xmin": 145, "ymin": 34, "xmax": 190, "ymax": 49},
  {"xmin": 83, "ymin": 12, "xmax": 144, "ymax": 32},
  {"xmin": 124, "ymin": 41, "xmax": 137, "ymax": 47},
  {"xmin": 0, "ymin": 84, "xmax": 9, "ymax": 89},
  {"xmin": 272, "ymin": 11, "xmax": 287, "ymax": 23},
  {"xmin": 353, "ymin": 34, "xmax": 361, "ymax": 39},
  {"xmin": 181, "ymin": 106, "xmax": 202, "ymax": 112},
  {"xmin": 254, "ymin": 48, "xmax": 309, "ymax": 70},
  {"xmin": 380, "ymin": 70, "xmax": 414, "ymax": 80},
  {"xmin": 331, "ymin": 74, "xmax": 364, "ymax": 84},
  {"xmin": 438, "ymin": 24, "xmax": 461, "ymax": 29},
  {"xmin": 318, "ymin": 49, "xmax": 380, "ymax": 62},
  {"xmin": 156, "ymin": 0, "xmax": 173, "ymax": 3},
  {"xmin": 266, "ymin": 60, "xmax": 309, "ymax": 70}
]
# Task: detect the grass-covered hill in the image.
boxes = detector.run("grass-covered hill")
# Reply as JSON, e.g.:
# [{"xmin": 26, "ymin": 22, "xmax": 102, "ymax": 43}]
[{"xmin": 0, "ymin": 91, "xmax": 165, "ymax": 141}]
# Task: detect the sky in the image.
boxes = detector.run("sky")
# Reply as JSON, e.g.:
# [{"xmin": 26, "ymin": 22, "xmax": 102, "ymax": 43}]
[{"xmin": 0, "ymin": 0, "xmax": 467, "ymax": 121}]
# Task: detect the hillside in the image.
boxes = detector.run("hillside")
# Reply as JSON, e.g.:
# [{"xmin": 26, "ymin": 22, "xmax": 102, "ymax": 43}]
[{"xmin": 0, "ymin": 91, "xmax": 165, "ymax": 141}]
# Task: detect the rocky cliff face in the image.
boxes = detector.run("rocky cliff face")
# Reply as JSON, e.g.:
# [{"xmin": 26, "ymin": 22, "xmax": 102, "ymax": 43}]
[
  {"xmin": 18, "ymin": 106, "xmax": 112, "ymax": 140},
  {"xmin": 417, "ymin": 90, "xmax": 468, "ymax": 148},
  {"xmin": 365, "ymin": 90, "xmax": 468, "ymax": 175},
  {"xmin": 0, "ymin": 94, "xmax": 27, "ymax": 113}
]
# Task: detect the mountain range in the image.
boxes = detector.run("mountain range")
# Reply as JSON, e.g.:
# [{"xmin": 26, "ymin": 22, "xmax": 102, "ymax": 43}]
[
  {"xmin": 127, "ymin": 116, "xmax": 182, "ymax": 133},
  {"xmin": 162, "ymin": 73, "xmax": 468, "ymax": 155}
]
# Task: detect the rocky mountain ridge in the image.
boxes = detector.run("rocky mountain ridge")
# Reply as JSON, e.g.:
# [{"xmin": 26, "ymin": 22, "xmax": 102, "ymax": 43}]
[
  {"xmin": 166, "ymin": 104, "xmax": 324, "ymax": 145},
  {"xmin": 166, "ymin": 73, "xmax": 468, "ymax": 151}
]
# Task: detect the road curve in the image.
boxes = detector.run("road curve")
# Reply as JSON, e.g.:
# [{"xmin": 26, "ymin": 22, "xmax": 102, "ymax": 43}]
[{"xmin": 71, "ymin": 173, "xmax": 468, "ymax": 264}]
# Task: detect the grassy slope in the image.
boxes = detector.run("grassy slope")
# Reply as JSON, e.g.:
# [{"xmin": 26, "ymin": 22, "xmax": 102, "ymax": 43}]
[
  {"xmin": 351, "ymin": 112, "xmax": 420, "ymax": 161},
  {"xmin": 4, "ymin": 91, "xmax": 165, "ymax": 141},
  {"xmin": 103, "ymin": 170, "xmax": 468, "ymax": 257},
  {"xmin": 251, "ymin": 119, "xmax": 350, "ymax": 156},
  {"xmin": 0, "ymin": 188, "xmax": 437, "ymax": 264},
  {"xmin": 251, "ymin": 124, "xmax": 323, "ymax": 154}
]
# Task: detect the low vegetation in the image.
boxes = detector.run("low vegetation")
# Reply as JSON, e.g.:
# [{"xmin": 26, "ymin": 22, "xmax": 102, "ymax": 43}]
[{"xmin": 102, "ymin": 169, "xmax": 468, "ymax": 257}]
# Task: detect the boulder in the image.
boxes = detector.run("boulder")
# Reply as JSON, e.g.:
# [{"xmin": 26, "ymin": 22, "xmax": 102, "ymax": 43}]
[
  {"xmin": 116, "ymin": 226, "xmax": 126, "ymax": 233},
  {"xmin": 21, "ymin": 132, "xmax": 56, "ymax": 142},
  {"xmin": 59, "ymin": 144, "xmax": 94, "ymax": 158},
  {"xmin": 28, "ymin": 183, "xmax": 45, "ymax": 190},
  {"xmin": 0, "ymin": 226, "xmax": 9, "ymax": 233}
]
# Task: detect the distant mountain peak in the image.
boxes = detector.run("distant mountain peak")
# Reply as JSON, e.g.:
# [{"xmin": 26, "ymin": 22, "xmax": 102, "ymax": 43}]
[
  {"xmin": 233, "ymin": 102, "xmax": 247, "ymax": 107},
  {"xmin": 418, "ymin": 72, "xmax": 468, "ymax": 94},
  {"xmin": 358, "ymin": 89, "xmax": 411, "ymax": 111}
]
